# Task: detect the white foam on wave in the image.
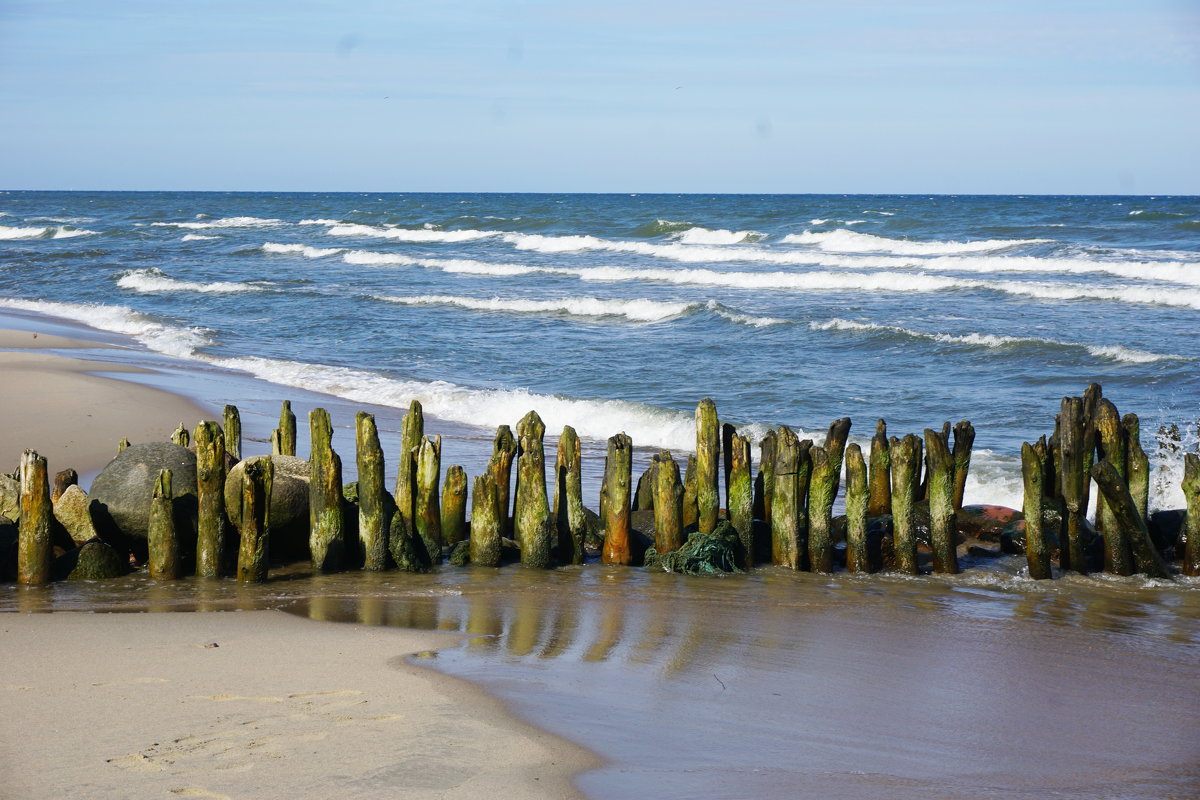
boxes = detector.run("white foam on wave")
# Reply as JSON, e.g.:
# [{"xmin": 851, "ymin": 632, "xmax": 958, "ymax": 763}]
[
  {"xmin": 260, "ymin": 242, "xmax": 344, "ymax": 258},
  {"xmin": 0, "ymin": 297, "xmax": 212, "ymax": 358},
  {"xmin": 298, "ymin": 218, "xmax": 343, "ymax": 226},
  {"xmin": 704, "ymin": 300, "xmax": 788, "ymax": 327},
  {"xmin": 0, "ymin": 224, "xmax": 97, "ymax": 240},
  {"xmin": 181, "ymin": 234, "xmax": 219, "ymax": 242},
  {"xmin": 343, "ymin": 249, "xmax": 549, "ymax": 276},
  {"xmin": 670, "ymin": 227, "xmax": 762, "ymax": 245},
  {"xmin": 117, "ymin": 268, "xmax": 267, "ymax": 295},
  {"xmin": 325, "ymin": 223, "xmax": 499, "ymax": 243},
  {"xmin": 151, "ymin": 216, "xmax": 284, "ymax": 230},
  {"xmin": 372, "ymin": 294, "xmax": 696, "ymax": 323},
  {"xmin": 782, "ymin": 228, "xmax": 1052, "ymax": 255},
  {"xmin": 810, "ymin": 319, "xmax": 1189, "ymax": 363}
]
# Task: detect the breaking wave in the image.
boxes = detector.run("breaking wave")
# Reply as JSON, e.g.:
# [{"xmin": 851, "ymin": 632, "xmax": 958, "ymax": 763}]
[
  {"xmin": 117, "ymin": 268, "xmax": 267, "ymax": 294},
  {"xmin": 260, "ymin": 242, "xmax": 345, "ymax": 258},
  {"xmin": 781, "ymin": 228, "xmax": 1052, "ymax": 255},
  {"xmin": 372, "ymin": 294, "xmax": 697, "ymax": 323},
  {"xmin": 150, "ymin": 216, "xmax": 284, "ymax": 230},
  {"xmin": 0, "ymin": 224, "xmax": 97, "ymax": 240}
]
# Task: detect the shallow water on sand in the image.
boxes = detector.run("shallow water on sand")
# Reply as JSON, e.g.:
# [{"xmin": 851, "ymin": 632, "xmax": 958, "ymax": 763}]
[{"xmin": 9, "ymin": 564, "xmax": 1199, "ymax": 800}]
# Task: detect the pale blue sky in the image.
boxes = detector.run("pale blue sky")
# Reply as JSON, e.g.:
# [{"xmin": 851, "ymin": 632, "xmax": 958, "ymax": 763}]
[{"xmin": 2, "ymin": 0, "xmax": 1197, "ymax": 193}]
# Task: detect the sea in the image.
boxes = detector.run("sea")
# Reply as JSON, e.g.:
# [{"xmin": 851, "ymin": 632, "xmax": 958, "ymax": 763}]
[{"xmin": 3, "ymin": 191, "xmax": 1200, "ymax": 799}]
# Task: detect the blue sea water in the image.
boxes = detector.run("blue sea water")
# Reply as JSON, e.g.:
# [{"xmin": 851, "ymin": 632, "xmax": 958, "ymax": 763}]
[{"xmin": 1, "ymin": 191, "xmax": 1198, "ymax": 508}]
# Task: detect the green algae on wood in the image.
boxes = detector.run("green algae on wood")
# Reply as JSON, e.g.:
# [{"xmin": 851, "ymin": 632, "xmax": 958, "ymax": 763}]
[
  {"xmin": 951, "ymin": 420, "xmax": 975, "ymax": 510},
  {"xmin": 308, "ymin": 408, "xmax": 344, "ymax": 573},
  {"xmin": 553, "ymin": 426, "xmax": 586, "ymax": 565},
  {"xmin": 652, "ymin": 450, "xmax": 684, "ymax": 554},
  {"xmin": 395, "ymin": 400, "xmax": 425, "ymax": 542},
  {"xmin": 867, "ymin": 419, "xmax": 891, "ymax": 518},
  {"xmin": 148, "ymin": 469, "xmax": 179, "ymax": 580},
  {"xmin": 1093, "ymin": 398, "xmax": 1132, "ymax": 576},
  {"xmin": 170, "ymin": 423, "xmax": 189, "ymax": 448},
  {"xmin": 633, "ymin": 463, "xmax": 657, "ymax": 512},
  {"xmin": 889, "ymin": 434, "xmax": 921, "ymax": 575},
  {"xmin": 754, "ymin": 429, "xmax": 777, "ymax": 528},
  {"xmin": 470, "ymin": 471, "xmax": 502, "ymax": 567},
  {"xmin": 1058, "ymin": 396, "xmax": 1089, "ymax": 573},
  {"xmin": 1020, "ymin": 439, "xmax": 1052, "ymax": 580},
  {"xmin": 844, "ymin": 443, "xmax": 869, "ymax": 573},
  {"xmin": 441, "ymin": 465, "xmax": 468, "ymax": 547},
  {"xmin": 236, "ymin": 456, "xmax": 273, "ymax": 583},
  {"xmin": 727, "ymin": 432, "xmax": 754, "ymax": 568},
  {"xmin": 278, "ymin": 400, "xmax": 297, "ymax": 457},
  {"xmin": 18, "ymin": 450, "xmax": 52, "ymax": 586},
  {"xmin": 415, "ymin": 435, "xmax": 443, "ymax": 564},
  {"xmin": 682, "ymin": 454, "xmax": 699, "ymax": 530},
  {"xmin": 601, "ymin": 432, "xmax": 634, "ymax": 565},
  {"xmin": 695, "ymin": 398, "xmax": 720, "ymax": 534},
  {"xmin": 223, "ymin": 404, "xmax": 242, "ymax": 462},
  {"xmin": 1123, "ymin": 413, "xmax": 1150, "ymax": 524},
  {"xmin": 924, "ymin": 427, "xmax": 958, "ymax": 575},
  {"xmin": 491, "ymin": 425, "xmax": 516, "ymax": 538},
  {"xmin": 807, "ymin": 445, "xmax": 836, "ymax": 574},
  {"xmin": 355, "ymin": 411, "xmax": 389, "ymax": 571},
  {"xmin": 1183, "ymin": 453, "xmax": 1200, "ymax": 577},
  {"xmin": 1090, "ymin": 459, "xmax": 1170, "ymax": 579},
  {"xmin": 193, "ymin": 420, "xmax": 227, "ymax": 579},
  {"xmin": 516, "ymin": 425, "xmax": 554, "ymax": 569},
  {"xmin": 117, "ymin": 437, "xmax": 131, "ymax": 453},
  {"xmin": 771, "ymin": 427, "xmax": 811, "ymax": 570},
  {"xmin": 1079, "ymin": 382, "xmax": 1102, "ymax": 518}
]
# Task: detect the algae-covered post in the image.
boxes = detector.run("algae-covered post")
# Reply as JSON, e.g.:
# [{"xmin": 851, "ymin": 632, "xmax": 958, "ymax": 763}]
[
  {"xmin": 844, "ymin": 443, "xmax": 869, "ymax": 573},
  {"xmin": 171, "ymin": 423, "xmax": 189, "ymax": 448},
  {"xmin": 1094, "ymin": 398, "xmax": 1132, "ymax": 575},
  {"xmin": 652, "ymin": 450, "xmax": 684, "ymax": 554},
  {"xmin": 601, "ymin": 432, "xmax": 634, "ymax": 565},
  {"xmin": 633, "ymin": 463, "xmax": 656, "ymax": 512},
  {"xmin": 278, "ymin": 400, "xmax": 297, "ymax": 457},
  {"xmin": 754, "ymin": 429, "xmax": 777, "ymax": 529},
  {"xmin": 237, "ymin": 457, "xmax": 273, "ymax": 583},
  {"xmin": 728, "ymin": 433, "xmax": 753, "ymax": 568},
  {"xmin": 270, "ymin": 429, "xmax": 282, "ymax": 456},
  {"xmin": 1090, "ymin": 460, "xmax": 1170, "ymax": 579},
  {"xmin": 823, "ymin": 418, "xmax": 851, "ymax": 497},
  {"xmin": 17, "ymin": 450, "xmax": 51, "ymax": 586},
  {"xmin": 771, "ymin": 427, "xmax": 809, "ymax": 570},
  {"xmin": 52, "ymin": 468, "xmax": 77, "ymax": 503},
  {"xmin": 695, "ymin": 399, "xmax": 720, "ymax": 534},
  {"xmin": 223, "ymin": 404, "xmax": 242, "ymax": 461},
  {"xmin": 682, "ymin": 455, "xmax": 699, "ymax": 530},
  {"xmin": 925, "ymin": 428, "xmax": 958, "ymax": 575},
  {"xmin": 441, "ymin": 465, "xmax": 468, "ymax": 547},
  {"xmin": 951, "ymin": 420, "xmax": 975, "ymax": 510},
  {"xmin": 147, "ymin": 469, "xmax": 179, "ymax": 580},
  {"xmin": 118, "ymin": 437, "xmax": 131, "ymax": 453},
  {"xmin": 1080, "ymin": 382, "xmax": 1102, "ymax": 517},
  {"xmin": 1183, "ymin": 453, "xmax": 1200, "ymax": 577},
  {"xmin": 1058, "ymin": 396, "xmax": 1089, "ymax": 573},
  {"xmin": 722, "ymin": 422, "xmax": 736, "ymax": 512},
  {"xmin": 807, "ymin": 445, "xmax": 836, "ymax": 574},
  {"xmin": 308, "ymin": 408, "xmax": 344, "ymax": 573},
  {"xmin": 416, "ymin": 435, "xmax": 443, "ymax": 564},
  {"xmin": 553, "ymin": 425, "xmax": 586, "ymax": 565},
  {"xmin": 355, "ymin": 411, "xmax": 388, "ymax": 571},
  {"xmin": 396, "ymin": 400, "xmax": 425, "ymax": 541},
  {"xmin": 193, "ymin": 420, "xmax": 227, "ymax": 580},
  {"xmin": 491, "ymin": 425, "xmax": 516, "ymax": 538},
  {"xmin": 890, "ymin": 434, "xmax": 921, "ymax": 575},
  {"xmin": 867, "ymin": 419, "xmax": 891, "ymax": 518},
  {"xmin": 1020, "ymin": 439, "xmax": 1051, "ymax": 580},
  {"xmin": 1123, "ymin": 413, "xmax": 1150, "ymax": 523},
  {"xmin": 470, "ymin": 472, "xmax": 502, "ymax": 567},
  {"xmin": 515, "ymin": 415, "xmax": 553, "ymax": 569}
]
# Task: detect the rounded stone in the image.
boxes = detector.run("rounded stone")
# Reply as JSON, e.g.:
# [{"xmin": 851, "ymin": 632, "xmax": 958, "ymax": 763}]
[
  {"xmin": 225, "ymin": 455, "xmax": 310, "ymax": 563},
  {"xmin": 89, "ymin": 442, "xmax": 198, "ymax": 543}
]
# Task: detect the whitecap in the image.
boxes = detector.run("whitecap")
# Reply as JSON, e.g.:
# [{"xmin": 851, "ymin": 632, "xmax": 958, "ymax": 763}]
[
  {"xmin": 260, "ymin": 242, "xmax": 344, "ymax": 258},
  {"xmin": 782, "ymin": 228, "xmax": 1052, "ymax": 255},
  {"xmin": 117, "ymin": 268, "xmax": 266, "ymax": 294},
  {"xmin": 151, "ymin": 216, "xmax": 284, "ymax": 230},
  {"xmin": 0, "ymin": 224, "xmax": 98, "ymax": 240},
  {"xmin": 371, "ymin": 294, "xmax": 696, "ymax": 323},
  {"xmin": 181, "ymin": 234, "xmax": 219, "ymax": 242},
  {"xmin": 670, "ymin": 227, "xmax": 762, "ymax": 245},
  {"xmin": 325, "ymin": 223, "xmax": 499, "ymax": 242}
]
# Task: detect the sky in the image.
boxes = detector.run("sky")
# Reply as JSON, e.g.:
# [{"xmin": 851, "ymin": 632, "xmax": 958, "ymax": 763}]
[{"xmin": 1, "ymin": 0, "xmax": 1198, "ymax": 194}]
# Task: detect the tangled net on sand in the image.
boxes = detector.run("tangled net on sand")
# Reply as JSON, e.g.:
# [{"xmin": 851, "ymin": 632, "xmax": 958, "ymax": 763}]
[{"xmin": 643, "ymin": 521, "xmax": 743, "ymax": 576}]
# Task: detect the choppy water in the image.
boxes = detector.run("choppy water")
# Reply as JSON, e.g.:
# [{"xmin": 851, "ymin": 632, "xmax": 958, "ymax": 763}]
[{"xmin": 2, "ymin": 191, "xmax": 1199, "ymax": 509}]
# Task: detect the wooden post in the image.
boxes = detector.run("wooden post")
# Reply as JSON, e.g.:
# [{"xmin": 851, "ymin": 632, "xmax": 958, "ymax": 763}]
[
  {"xmin": 844, "ymin": 443, "xmax": 869, "ymax": 573},
  {"xmin": 807, "ymin": 445, "xmax": 836, "ymax": 574},
  {"xmin": 728, "ymin": 433, "xmax": 753, "ymax": 568},
  {"xmin": 52, "ymin": 469, "xmax": 78, "ymax": 503},
  {"xmin": 1094, "ymin": 398, "xmax": 1132, "ymax": 575},
  {"xmin": 951, "ymin": 420, "xmax": 975, "ymax": 510},
  {"xmin": 270, "ymin": 429, "xmax": 282, "ymax": 456},
  {"xmin": 491, "ymin": 425, "xmax": 516, "ymax": 538},
  {"xmin": 237, "ymin": 457, "xmax": 273, "ymax": 583},
  {"xmin": 470, "ymin": 472, "xmax": 502, "ymax": 567},
  {"xmin": 279, "ymin": 400, "xmax": 297, "ymax": 457},
  {"xmin": 356, "ymin": 411, "xmax": 388, "ymax": 571},
  {"xmin": 1021, "ymin": 439, "xmax": 1051, "ymax": 580},
  {"xmin": 652, "ymin": 451, "xmax": 684, "ymax": 554},
  {"xmin": 194, "ymin": 420, "xmax": 227, "ymax": 579},
  {"xmin": 17, "ymin": 450, "xmax": 52, "ymax": 586},
  {"xmin": 823, "ymin": 417, "xmax": 852, "ymax": 498},
  {"xmin": 1123, "ymin": 413, "xmax": 1150, "ymax": 523},
  {"xmin": 1183, "ymin": 453, "xmax": 1200, "ymax": 577},
  {"xmin": 223, "ymin": 404, "xmax": 242, "ymax": 462},
  {"xmin": 890, "ymin": 434, "xmax": 921, "ymax": 575},
  {"xmin": 633, "ymin": 464, "xmax": 657, "ymax": 512},
  {"xmin": 415, "ymin": 435, "xmax": 443, "ymax": 563},
  {"xmin": 867, "ymin": 420, "xmax": 891, "ymax": 517},
  {"xmin": 722, "ymin": 422, "xmax": 736, "ymax": 512},
  {"xmin": 148, "ymin": 469, "xmax": 179, "ymax": 580},
  {"xmin": 308, "ymin": 408, "xmax": 344, "ymax": 573},
  {"xmin": 171, "ymin": 423, "xmax": 189, "ymax": 448},
  {"xmin": 682, "ymin": 454, "xmax": 699, "ymax": 530},
  {"xmin": 1079, "ymin": 382, "xmax": 1102, "ymax": 518},
  {"xmin": 695, "ymin": 399, "xmax": 720, "ymax": 534},
  {"xmin": 771, "ymin": 427, "xmax": 811, "ymax": 569},
  {"xmin": 118, "ymin": 438, "xmax": 131, "ymax": 453},
  {"xmin": 1058, "ymin": 396, "xmax": 1088, "ymax": 572},
  {"xmin": 754, "ymin": 430, "xmax": 777, "ymax": 528},
  {"xmin": 601, "ymin": 432, "xmax": 633, "ymax": 565},
  {"xmin": 1090, "ymin": 460, "xmax": 1170, "ymax": 578},
  {"xmin": 394, "ymin": 400, "xmax": 424, "ymax": 547},
  {"xmin": 553, "ymin": 426, "xmax": 585, "ymax": 565},
  {"xmin": 516, "ymin": 425, "xmax": 553, "ymax": 569},
  {"xmin": 925, "ymin": 428, "xmax": 958, "ymax": 575},
  {"xmin": 441, "ymin": 465, "xmax": 468, "ymax": 547}
]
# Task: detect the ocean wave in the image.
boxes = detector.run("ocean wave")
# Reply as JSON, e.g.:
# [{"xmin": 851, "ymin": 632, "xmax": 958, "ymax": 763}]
[
  {"xmin": 371, "ymin": 294, "xmax": 697, "ymax": 323},
  {"xmin": 810, "ymin": 319, "xmax": 1189, "ymax": 363},
  {"xmin": 117, "ymin": 268, "xmax": 267, "ymax": 294},
  {"xmin": 150, "ymin": 216, "xmax": 285, "ymax": 230},
  {"xmin": 781, "ymin": 228, "xmax": 1052, "ymax": 255},
  {"xmin": 632, "ymin": 219, "xmax": 695, "ymax": 237},
  {"xmin": 1128, "ymin": 210, "xmax": 1186, "ymax": 220},
  {"xmin": 0, "ymin": 297, "xmax": 212, "ymax": 358},
  {"xmin": 181, "ymin": 234, "xmax": 219, "ymax": 242},
  {"xmin": 324, "ymin": 223, "xmax": 500, "ymax": 242},
  {"xmin": 704, "ymin": 301, "xmax": 789, "ymax": 327},
  {"xmin": 298, "ymin": 218, "xmax": 344, "ymax": 226},
  {"xmin": 670, "ymin": 227, "xmax": 764, "ymax": 245},
  {"xmin": 0, "ymin": 224, "xmax": 98, "ymax": 240},
  {"xmin": 260, "ymin": 242, "xmax": 345, "ymax": 258}
]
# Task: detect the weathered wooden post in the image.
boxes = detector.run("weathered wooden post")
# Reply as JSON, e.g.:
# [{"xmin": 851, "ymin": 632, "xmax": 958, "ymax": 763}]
[
  {"xmin": 844, "ymin": 443, "xmax": 869, "ymax": 573},
  {"xmin": 652, "ymin": 451, "xmax": 684, "ymax": 554},
  {"xmin": 601, "ymin": 432, "xmax": 634, "ymax": 565},
  {"xmin": 890, "ymin": 434, "xmax": 921, "ymax": 575},
  {"xmin": 696, "ymin": 399, "xmax": 720, "ymax": 534},
  {"xmin": 171, "ymin": 423, "xmax": 189, "ymax": 448},
  {"xmin": 118, "ymin": 438, "xmax": 131, "ymax": 453},
  {"xmin": 1183, "ymin": 453, "xmax": 1200, "ymax": 577},
  {"xmin": 355, "ymin": 411, "xmax": 388, "ymax": 571},
  {"xmin": 728, "ymin": 433, "xmax": 753, "ymax": 568},
  {"xmin": 633, "ymin": 464, "xmax": 657, "ymax": 511},
  {"xmin": 441, "ymin": 465, "xmax": 468, "ymax": 547},
  {"xmin": 278, "ymin": 400, "xmax": 297, "ymax": 457},
  {"xmin": 223, "ymin": 404, "xmax": 242, "ymax": 462},
  {"xmin": 309, "ymin": 408, "xmax": 344, "ymax": 573},
  {"xmin": 516, "ymin": 421, "xmax": 553, "ymax": 569},
  {"xmin": 754, "ymin": 430, "xmax": 777, "ymax": 527},
  {"xmin": 1021, "ymin": 439, "xmax": 1052, "ymax": 580},
  {"xmin": 682, "ymin": 455, "xmax": 699, "ymax": 529},
  {"xmin": 470, "ymin": 472, "xmax": 502, "ymax": 567},
  {"xmin": 415, "ymin": 435, "xmax": 443, "ymax": 563},
  {"xmin": 237, "ymin": 457, "xmax": 273, "ymax": 583},
  {"xmin": 395, "ymin": 400, "xmax": 424, "ymax": 546},
  {"xmin": 951, "ymin": 420, "xmax": 975, "ymax": 510},
  {"xmin": 1080, "ymin": 383, "xmax": 1102, "ymax": 518},
  {"xmin": 807, "ymin": 445, "xmax": 836, "ymax": 574},
  {"xmin": 823, "ymin": 418, "xmax": 851, "ymax": 495},
  {"xmin": 1090, "ymin": 460, "xmax": 1170, "ymax": 578},
  {"xmin": 553, "ymin": 426, "xmax": 585, "ymax": 565},
  {"xmin": 270, "ymin": 429, "xmax": 282, "ymax": 456},
  {"xmin": 1123, "ymin": 413, "xmax": 1150, "ymax": 523},
  {"xmin": 491, "ymin": 425, "xmax": 516, "ymax": 537},
  {"xmin": 925, "ymin": 428, "xmax": 958, "ymax": 575},
  {"xmin": 194, "ymin": 420, "xmax": 227, "ymax": 579},
  {"xmin": 17, "ymin": 450, "xmax": 51, "ymax": 586},
  {"xmin": 771, "ymin": 427, "xmax": 811, "ymax": 569},
  {"xmin": 867, "ymin": 420, "xmax": 891, "ymax": 517},
  {"xmin": 52, "ymin": 468, "xmax": 77, "ymax": 503},
  {"xmin": 722, "ymin": 423, "xmax": 737, "ymax": 512},
  {"xmin": 1058, "ymin": 396, "xmax": 1088, "ymax": 572},
  {"xmin": 148, "ymin": 469, "xmax": 179, "ymax": 580},
  {"xmin": 1094, "ymin": 398, "xmax": 1132, "ymax": 575}
]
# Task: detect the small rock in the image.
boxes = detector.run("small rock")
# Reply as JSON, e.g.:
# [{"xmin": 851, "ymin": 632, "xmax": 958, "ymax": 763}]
[
  {"xmin": 53, "ymin": 485, "xmax": 102, "ymax": 546},
  {"xmin": 54, "ymin": 540, "xmax": 128, "ymax": 580}
]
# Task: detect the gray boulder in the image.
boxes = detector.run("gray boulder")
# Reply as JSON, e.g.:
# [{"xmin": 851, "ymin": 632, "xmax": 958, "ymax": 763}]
[
  {"xmin": 54, "ymin": 540, "xmax": 128, "ymax": 580},
  {"xmin": 89, "ymin": 442, "xmax": 198, "ymax": 551},
  {"xmin": 0, "ymin": 474, "xmax": 19, "ymax": 522},
  {"xmin": 225, "ymin": 455, "xmax": 310, "ymax": 563},
  {"xmin": 53, "ymin": 485, "xmax": 102, "ymax": 546}
]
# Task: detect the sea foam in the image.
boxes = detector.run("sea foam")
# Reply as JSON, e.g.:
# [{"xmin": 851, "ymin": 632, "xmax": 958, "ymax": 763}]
[
  {"xmin": 151, "ymin": 216, "xmax": 284, "ymax": 230},
  {"xmin": 670, "ymin": 227, "xmax": 763, "ymax": 245},
  {"xmin": 782, "ymin": 228, "xmax": 1052, "ymax": 255},
  {"xmin": 372, "ymin": 294, "xmax": 696, "ymax": 323},
  {"xmin": 117, "ymin": 268, "xmax": 266, "ymax": 294},
  {"xmin": 181, "ymin": 234, "xmax": 219, "ymax": 242},
  {"xmin": 325, "ymin": 224, "xmax": 500, "ymax": 243},
  {"xmin": 0, "ymin": 297, "xmax": 212, "ymax": 358},
  {"xmin": 261, "ymin": 242, "xmax": 345, "ymax": 258},
  {"xmin": 0, "ymin": 224, "xmax": 97, "ymax": 240}
]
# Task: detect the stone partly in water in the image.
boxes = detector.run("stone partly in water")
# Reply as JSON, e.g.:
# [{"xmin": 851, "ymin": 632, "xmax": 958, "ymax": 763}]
[
  {"xmin": 225, "ymin": 455, "xmax": 311, "ymax": 564},
  {"xmin": 89, "ymin": 442, "xmax": 198, "ymax": 554},
  {"xmin": 0, "ymin": 473, "xmax": 21, "ymax": 522},
  {"xmin": 54, "ymin": 540, "xmax": 128, "ymax": 580},
  {"xmin": 954, "ymin": 505, "xmax": 1023, "ymax": 543},
  {"xmin": 53, "ymin": 485, "xmax": 101, "ymax": 547}
]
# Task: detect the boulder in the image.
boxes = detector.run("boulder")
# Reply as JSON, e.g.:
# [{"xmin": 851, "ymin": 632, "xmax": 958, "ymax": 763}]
[
  {"xmin": 955, "ymin": 504, "xmax": 1023, "ymax": 542},
  {"xmin": 53, "ymin": 485, "xmax": 102, "ymax": 546},
  {"xmin": 54, "ymin": 540, "xmax": 128, "ymax": 580},
  {"xmin": 1001, "ymin": 515, "xmax": 1104, "ymax": 571},
  {"xmin": 225, "ymin": 455, "xmax": 310, "ymax": 564},
  {"xmin": 1148, "ymin": 509, "xmax": 1186, "ymax": 560},
  {"xmin": 0, "ymin": 473, "xmax": 20, "ymax": 522},
  {"xmin": 89, "ymin": 442, "xmax": 198, "ymax": 552}
]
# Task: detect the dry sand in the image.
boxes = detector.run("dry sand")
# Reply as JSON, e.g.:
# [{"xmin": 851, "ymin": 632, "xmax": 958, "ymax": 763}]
[{"xmin": 0, "ymin": 610, "xmax": 592, "ymax": 799}]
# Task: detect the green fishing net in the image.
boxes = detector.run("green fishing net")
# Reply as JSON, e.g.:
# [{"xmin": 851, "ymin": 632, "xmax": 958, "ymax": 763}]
[{"xmin": 644, "ymin": 521, "xmax": 743, "ymax": 575}]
